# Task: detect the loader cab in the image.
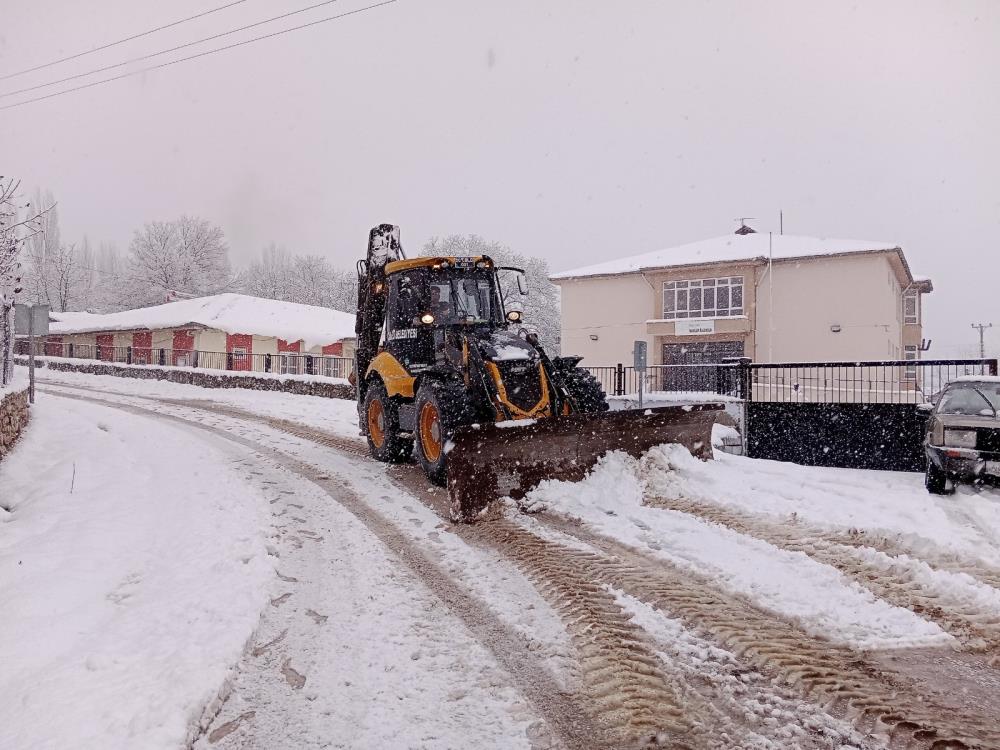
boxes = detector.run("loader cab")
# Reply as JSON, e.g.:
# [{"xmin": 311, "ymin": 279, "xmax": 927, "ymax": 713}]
[{"xmin": 383, "ymin": 256, "xmax": 511, "ymax": 368}]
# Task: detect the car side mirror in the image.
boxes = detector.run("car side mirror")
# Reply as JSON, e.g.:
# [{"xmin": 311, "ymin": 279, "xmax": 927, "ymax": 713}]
[{"xmin": 917, "ymin": 402, "xmax": 934, "ymax": 412}]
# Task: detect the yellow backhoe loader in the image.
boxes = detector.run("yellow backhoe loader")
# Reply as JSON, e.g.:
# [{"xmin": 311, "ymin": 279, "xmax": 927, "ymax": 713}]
[{"xmin": 354, "ymin": 224, "xmax": 719, "ymax": 521}]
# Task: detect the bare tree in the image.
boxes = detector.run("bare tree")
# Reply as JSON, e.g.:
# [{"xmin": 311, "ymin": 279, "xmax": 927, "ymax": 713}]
[
  {"xmin": 124, "ymin": 216, "xmax": 232, "ymax": 307},
  {"xmin": 1, "ymin": 177, "xmax": 51, "ymax": 386},
  {"xmin": 240, "ymin": 245, "xmax": 356, "ymax": 313},
  {"xmin": 422, "ymin": 234, "xmax": 562, "ymax": 352}
]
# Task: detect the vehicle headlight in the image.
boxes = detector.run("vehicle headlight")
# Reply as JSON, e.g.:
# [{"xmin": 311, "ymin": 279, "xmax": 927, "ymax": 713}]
[
  {"xmin": 944, "ymin": 429, "xmax": 977, "ymax": 449},
  {"xmin": 420, "ymin": 313, "xmax": 434, "ymax": 325},
  {"xmin": 506, "ymin": 310, "xmax": 522, "ymax": 322}
]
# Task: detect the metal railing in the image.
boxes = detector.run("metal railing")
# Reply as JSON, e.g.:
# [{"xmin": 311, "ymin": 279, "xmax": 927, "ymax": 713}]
[
  {"xmin": 744, "ymin": 358, "xmax": 998, "ymax": 404},
  {"xmin": 585, "ymin": 358, "xmax": 999, "ymax": 403},
  {"xmin": 585, "ymin": 362, "xmax": 745, "ymax": 399},
  {"xmin": 14, "ymin": 339, "xmax": 355, "ymax": 380}
]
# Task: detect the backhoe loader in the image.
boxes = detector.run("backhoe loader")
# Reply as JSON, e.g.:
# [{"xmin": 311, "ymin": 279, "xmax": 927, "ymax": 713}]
[{"xmin": 354, "ymin": 224, "xmax": 720, "ymax": 521}]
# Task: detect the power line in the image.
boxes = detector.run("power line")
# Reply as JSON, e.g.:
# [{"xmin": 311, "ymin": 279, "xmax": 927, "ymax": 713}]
[
  {"xmin": 0, "ymin": 0, "xmax": 397, "ymax": 111},
  {"xmin": 0, "ymin": 0, "xmax": 250, "ymax": 82},
  {"xmin": 1, "ymin": 0, "xmax": 348, "ymax": 100}
]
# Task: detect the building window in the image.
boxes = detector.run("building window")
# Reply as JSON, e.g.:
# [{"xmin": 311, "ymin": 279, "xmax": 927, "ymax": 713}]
[
  {"xmin": 904, "ymin": 345, "xmax": 918, "ymax": 380},
  {"xmin": 903, "ymin": 290, "xmax": 919, "ymax": 324},
  {"xmin": 662, "ymin": 276, "xmax": 743, "ymax": 320}
]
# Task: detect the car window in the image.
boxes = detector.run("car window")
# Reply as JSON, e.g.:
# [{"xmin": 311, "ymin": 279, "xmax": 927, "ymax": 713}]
[{"xmin": 938, "ymin": 384, "xmax": 1000, "ymax": 416}]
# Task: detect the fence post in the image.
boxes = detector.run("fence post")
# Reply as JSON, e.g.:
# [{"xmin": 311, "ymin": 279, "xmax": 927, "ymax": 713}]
[
  {"xmin": 990, "ymin": 359, "xmax": 999, "ymax": 377},
  {"xmin": 615, "ymin": 363, "xmax": 624, "ymax": 396},
  {"xmin": 736, "ymin": 357, "xmax": 752, "ymax": 402},
  {"xmin": 126, "ymin": 346, "xmax": 132, "ymax": 365}
]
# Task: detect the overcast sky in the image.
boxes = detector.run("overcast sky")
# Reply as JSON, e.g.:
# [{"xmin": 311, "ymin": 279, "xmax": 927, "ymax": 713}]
[{"xmin": 2, "ymin": 0, "xmax": 998, "ymax": 356}]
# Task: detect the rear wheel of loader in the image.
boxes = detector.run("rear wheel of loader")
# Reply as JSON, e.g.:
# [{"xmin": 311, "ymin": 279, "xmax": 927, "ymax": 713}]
[
  {"xmin": 363, "ymin": 381, "xmax": 413, "ymax": 462},
  {"xmin": 415, "ymin": 384, "xmax": 453, "ymax": 485},
  {"xmin": 561, "ymin": 367, "xmax": 610, "ymax": 414}
]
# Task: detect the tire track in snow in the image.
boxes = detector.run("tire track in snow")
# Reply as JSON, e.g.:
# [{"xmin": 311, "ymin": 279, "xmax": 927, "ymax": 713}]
[
  {"xmin": 524, "ymin": 514, "xmax": 1000, "ymax": 750},
  {"xmin": 645, "ymin": 495, "xmax": 1000, "ymax": 656}
]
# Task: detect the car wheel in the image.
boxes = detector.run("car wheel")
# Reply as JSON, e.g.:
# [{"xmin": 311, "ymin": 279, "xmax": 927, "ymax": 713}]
[{"xmin": 924, "ymin": 461, "xmax": 952, "ymax": 495}]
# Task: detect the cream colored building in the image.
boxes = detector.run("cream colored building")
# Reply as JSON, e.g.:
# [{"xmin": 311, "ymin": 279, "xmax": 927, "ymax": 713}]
[{"xmin": 552, "ymin": 227, "xmax": 932, "ymax": 368}]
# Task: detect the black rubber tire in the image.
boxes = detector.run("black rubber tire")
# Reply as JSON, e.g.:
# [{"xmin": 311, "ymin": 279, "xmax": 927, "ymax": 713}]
[
  {"xmin": 924, "ymin": 461, "xmax": 952, "ymax": 495},
  {"xmin": 559, "ymin": 366, "xmax": 610, "ymax": 414},
  {"xmin": 362, "ymin": 381, "xmax": 413, "ymax": 463},
  {"xmin": 413, "ymin": 382, "xmax": 458, "ymax": 486}
]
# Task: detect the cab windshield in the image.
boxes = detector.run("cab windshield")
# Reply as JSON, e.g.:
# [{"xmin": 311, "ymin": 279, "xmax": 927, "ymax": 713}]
[
  {"xmin": 937, "ymin": 383, "xmax": 1000, "ymax": 417},
  {"xmin": 391, "ymin": 269, "xmax": 503, "ymax": 329},
  {"xmin": 426, "ymin": 274, "xmax": 500, "ymax": 325}
]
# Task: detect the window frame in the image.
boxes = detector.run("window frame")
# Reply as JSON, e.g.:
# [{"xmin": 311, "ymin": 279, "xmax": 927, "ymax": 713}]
[
  {"xmin": 662, "ymin": 275, "xmax": 744, "ymax": 320},
  {"xmin": 903, "ymin": 290, "xmax": 919, "ymax": 325}
]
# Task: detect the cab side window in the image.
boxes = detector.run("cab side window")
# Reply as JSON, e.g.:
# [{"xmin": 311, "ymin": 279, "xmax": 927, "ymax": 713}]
[{"xmin": 389, "ymin": 275, "xmax": 422, "ymax": 330}]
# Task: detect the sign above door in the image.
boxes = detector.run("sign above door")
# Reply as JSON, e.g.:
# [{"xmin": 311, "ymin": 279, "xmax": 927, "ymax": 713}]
[{"xmin": 675, "ymin": 319, "xmax": 716, "ymax": 336}]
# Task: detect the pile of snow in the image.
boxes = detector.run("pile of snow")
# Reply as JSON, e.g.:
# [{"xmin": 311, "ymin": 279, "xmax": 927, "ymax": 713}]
[
  {"xmin": 551, "ymin": 232, "xmax": 901, "ymax": 279},
  {"xmin": 50, "ymin": 293, "xmax": 356, "ymax": 349},
  {"xmin": 519, "ymin": 447, "xmax": 955, "ymax": 650},
  {"xmin": 0, "ymin": 397, "xmax": 274, "ymax": 749}
]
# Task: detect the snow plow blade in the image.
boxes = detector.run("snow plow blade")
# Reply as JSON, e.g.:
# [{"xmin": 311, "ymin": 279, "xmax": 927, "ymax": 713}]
[{"xmin": 446, "ymin": 403, "xmax": 723, "ymax": 522}]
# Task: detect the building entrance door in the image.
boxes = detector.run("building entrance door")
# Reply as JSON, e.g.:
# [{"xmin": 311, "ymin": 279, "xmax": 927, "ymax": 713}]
[{"xmin": 661, "ymin": 340, "xmax": 744, "ymax": 392}]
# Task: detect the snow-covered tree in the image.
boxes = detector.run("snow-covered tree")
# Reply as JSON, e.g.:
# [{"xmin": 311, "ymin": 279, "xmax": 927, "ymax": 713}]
[
  {"xmin": 1, "ymin": 178, "xmax": 50, "ymax": 386},
  {"xmin": 239, "ymin": 245, "xmax": 356, "ymax": 313},
  {"xmin": 123, "ymin": 216, "xmax": 232, "ymax": 307},
  {"xmin": 421, "ymin": 234, "xmax": 561, "ymax": 352}
]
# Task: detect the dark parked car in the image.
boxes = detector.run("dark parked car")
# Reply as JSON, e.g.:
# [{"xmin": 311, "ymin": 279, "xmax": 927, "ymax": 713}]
[{"xmin": 924, "ymin": 377, "xmax": 1000, "ymax": 494}]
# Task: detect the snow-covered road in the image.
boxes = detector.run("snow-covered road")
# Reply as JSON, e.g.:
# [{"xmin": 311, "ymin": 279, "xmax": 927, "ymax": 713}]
[{"xmin": 5, "ymin": 369, "xmax": 1000, "ymax": 749}]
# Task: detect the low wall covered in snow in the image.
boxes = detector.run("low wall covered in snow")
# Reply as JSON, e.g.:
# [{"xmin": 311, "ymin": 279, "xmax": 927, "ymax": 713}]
[
  {"xmin": 0, "ymin": 382, "xmax": 30, "ymax": 460},
  {"xmin": 14, "ymin": 356, "xmax": 355, "ymax": 400}
]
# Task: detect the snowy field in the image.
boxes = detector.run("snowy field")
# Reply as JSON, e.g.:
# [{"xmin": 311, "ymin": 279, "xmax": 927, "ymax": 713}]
[{"xmin": 4, "ymin": 367, "xmax": 1000, "ymax": 749}]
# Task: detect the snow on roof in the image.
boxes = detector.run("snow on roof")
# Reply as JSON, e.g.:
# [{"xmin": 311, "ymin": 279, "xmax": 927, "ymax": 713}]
[
  {"xmin": 50, "ymin": 293, "xmax": 356, "ymax": 348},
  {"xmin": 551, "ymin": 233, "xmax": 902, "ymax": 280}
]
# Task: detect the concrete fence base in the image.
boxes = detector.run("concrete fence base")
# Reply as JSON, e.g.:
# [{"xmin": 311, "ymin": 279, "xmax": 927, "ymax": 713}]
[{"xmin": 14, "ymin": 357, "xmax": 355, "ymax": 400}]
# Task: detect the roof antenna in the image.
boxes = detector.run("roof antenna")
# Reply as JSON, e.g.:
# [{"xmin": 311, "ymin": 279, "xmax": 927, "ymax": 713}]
[
  {"xmin": 779, "ymin": 209, "xmax": 783, "ymax": 235},
  {"xmin": 734, "ymin": 217, "xmax": 757, "ymax": 235}
]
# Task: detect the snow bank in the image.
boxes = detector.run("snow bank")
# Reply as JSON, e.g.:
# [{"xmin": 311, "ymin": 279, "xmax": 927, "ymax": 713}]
[
  {"xmin": 551, "ymin": 232, "xmax": 900, "ymax": 279},
  {"xmin": 0, "ymin": 397, "xmax": 274, "ymax": 749},
  {"xmin": 0, "ymin": 365, "xmax": 28, "ymax": 397},
  {"xmin": 650, "ymin": 444, "xmax": 1000, "ymax": 567},
  {"xmin": 521, "ymin": 448, "xmax": 953, "ymax": 650},
  {"xmin": 50, "ymin": 293, "xmax": 355, "ymax": 349}
]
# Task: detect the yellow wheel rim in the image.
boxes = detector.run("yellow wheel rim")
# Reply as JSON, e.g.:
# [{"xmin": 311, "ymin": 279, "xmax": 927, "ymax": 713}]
[
  {"xmin": 419, "ymin": 401, "xmax": 442, "ymax": 462},
  {"xmin": 368, "ymin": 399, "xmax": 386, "ymax": 448}
]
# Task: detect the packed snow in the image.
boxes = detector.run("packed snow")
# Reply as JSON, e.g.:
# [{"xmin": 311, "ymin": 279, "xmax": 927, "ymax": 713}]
[
  {"xmin": 519, "ymin": 448, "xmax": 957, "ymax": 649},
  {"xmin": 551, "ymin": 232, "xmax": 901, "ymax": 279},
  {"xmin": 49, "ymin": 293, "xmax": 356, "ymax": 349},
  {"xmin": 0, "ymin": 397, "xmax": 275, "ymax": 749}
]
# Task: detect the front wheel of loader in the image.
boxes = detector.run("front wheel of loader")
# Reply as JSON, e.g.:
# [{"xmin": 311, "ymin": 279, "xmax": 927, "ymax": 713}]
[
  {"xmin": 560, "ymin": 367, "xmax": 610, "ymax": 414},
  {"xmin": 415, "ymin": 383, "xmax": 455, "ymax": 486},
  {"xmin": 363, "ymin": 381, "xmax": 413, "ymax": 462}
]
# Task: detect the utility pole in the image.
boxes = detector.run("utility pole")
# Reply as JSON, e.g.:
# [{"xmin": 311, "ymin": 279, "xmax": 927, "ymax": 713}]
[{"xmin": 971, "ymin": 322, "xmax": 992, "ymax": 359}]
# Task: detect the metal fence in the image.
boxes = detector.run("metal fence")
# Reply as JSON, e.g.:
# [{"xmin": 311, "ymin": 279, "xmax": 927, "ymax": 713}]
[
  {"xmin": 14, "ymin": 339, "xmax": 355, "ymax": 380},
  {"xmin": 585, "ymin": 358, "xmax": 999, "ymax": 403},
  {"xmin": 585, "ymin": 362, "xmax": 744, "ymax": 399}
]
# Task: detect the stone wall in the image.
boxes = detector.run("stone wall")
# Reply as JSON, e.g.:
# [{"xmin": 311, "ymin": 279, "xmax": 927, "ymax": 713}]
[
  {"xmin": 15, "ymin": 357, "xmax": 355, "ymax": 400},
  {"xmin": 0, "ymin": 387, "xmax": 29, "ymax": 460}
]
